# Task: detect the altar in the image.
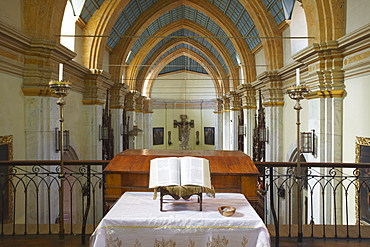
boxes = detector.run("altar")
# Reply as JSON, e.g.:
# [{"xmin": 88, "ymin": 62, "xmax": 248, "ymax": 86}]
[
  {"xmin": 104, "ymin": 149, "xmax": 262, "ymax": 215},
  {"xmin": 90, "ymin": 192, "xmax": 270, "ymax": 247}
]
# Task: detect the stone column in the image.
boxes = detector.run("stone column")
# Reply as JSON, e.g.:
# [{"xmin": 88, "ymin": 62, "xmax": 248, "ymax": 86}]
[
  {"xmin": 227, "ymin": 91, "xmax": 241, "ymax": 151},
  {"xmin": 125, "ymin": 91, "xmax": 140, "ymax": 149},
  {"xmin": 214, "ymin": 98, "xmax": 223, "ymax": 150},
  {"xmin": 237, "ymin": 84, "xmax": 257, "ymax": 157},
  {"xmin": 293, "ymin": 41, "xmax": 345, "ymax": 224},
  {"xmin": 110, "ymin": 83, "xmax": 129, "ymax": 155},
  {"xmin": 143, "ymin": 98, "xmax": 153, "ymax": 149},
  {"xmin": 257, "ymin": 71, "xmax": 284, "ymax": 162},
  {"xmin": 222, "ymin": 97, "xmax": 230, "ymax": 150},
  {"xmin": 135, "ymin": 96, "xmax": 145, "ymax": 149}
]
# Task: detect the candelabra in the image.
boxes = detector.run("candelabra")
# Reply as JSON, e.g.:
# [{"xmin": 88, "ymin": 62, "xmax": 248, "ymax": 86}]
[
  {"xmin": 49, "ymin": 80, "xmax": 71, "ymax": 239},
  {"xmin": 286, "ymin": 84, "xmax": 309, "ymax": 242}
]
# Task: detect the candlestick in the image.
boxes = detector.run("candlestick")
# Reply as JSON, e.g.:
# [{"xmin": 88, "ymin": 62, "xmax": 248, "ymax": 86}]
[
  {"xmin": 59, "ymin": 63, "xmax": 63, "ymax": 81},
  {"xmin": 296, "ymin": 68, "xmax": 300, "ymax": 86}
]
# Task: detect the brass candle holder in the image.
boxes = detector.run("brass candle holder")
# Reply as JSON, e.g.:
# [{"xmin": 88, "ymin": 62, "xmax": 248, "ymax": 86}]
[
  {"xmin": 286, "ymin": 84, "xmax": 309, "ymax": 243},
  {"xmin": 49, "ymin": 80, "xmax": 72, "ymax": 239}
]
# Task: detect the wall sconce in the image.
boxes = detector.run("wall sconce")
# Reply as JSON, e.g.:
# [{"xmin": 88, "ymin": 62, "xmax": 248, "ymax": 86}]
[
  {"xmin": 168, "ymin": 131, "xmax": 172, "ymax": 145},
  {"xmin": 301, "ymin": 129, "xmax": 315, "ymax": 155},
  {"xmin": 196, "ymin": 131, "xmax": 200, "ymax": 145},
  {"xmin": 129, "ymin": 126, "xmax": 143, "ymax": 136},
  {"xmin": 259, "ymin": 126, "xmax": 269, "ymax": 143},
  {"xmin": 99, "ymin": 125, "xmax": 108, "ymax": 141},
  {"xmin": 238, "ymin": 125, "xmax": 245, "ymax": 136},
  {"xmin": 55, "ymin": 127, "xmax": 70, "ymax": 152}
]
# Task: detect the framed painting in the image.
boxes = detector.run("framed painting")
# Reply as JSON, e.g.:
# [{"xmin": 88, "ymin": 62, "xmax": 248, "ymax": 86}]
[
  {"xmin": 153, "ymin": 128, "xmax": 164, "ymax": 145},
  {"xmin": 0, "ymin": 135, "xmax": 13, "ymax": 223},
  {"xmin": 204, "ymin": 127, "xmax": 215, "ymax": 145},
  {"xmin": 355, "ymin": 136, "xmax": 370, "ymax": 224}
]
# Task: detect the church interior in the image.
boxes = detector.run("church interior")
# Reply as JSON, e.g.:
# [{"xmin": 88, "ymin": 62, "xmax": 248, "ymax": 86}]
[{"xmin": 1, "ymin": 0, "xmax": 370, "ymax": 246}]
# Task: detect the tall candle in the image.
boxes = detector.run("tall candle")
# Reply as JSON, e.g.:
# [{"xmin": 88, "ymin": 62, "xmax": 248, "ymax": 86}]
[
  {"xmin": 59, "ymin": 63, "xmax": 63, "ymax": 81},
  {"xmin": 296, "ymin": 68, "xmax": 300, "ymax": 86}
]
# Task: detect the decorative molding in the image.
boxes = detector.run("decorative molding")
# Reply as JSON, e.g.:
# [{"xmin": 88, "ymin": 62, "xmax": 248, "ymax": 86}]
[
  {"xmin": 82, "ymin": 99, "xmax": 105, "ymax": 105},
  {"xmin": 262, "ymin": 101, "xmax": 284, "ymax": 107}
]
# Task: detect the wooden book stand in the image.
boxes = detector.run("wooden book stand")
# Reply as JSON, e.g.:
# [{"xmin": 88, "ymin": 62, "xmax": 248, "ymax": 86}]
[{"xmin": 159, "ymin": 186, "xmax": 203, "ymax": 211}]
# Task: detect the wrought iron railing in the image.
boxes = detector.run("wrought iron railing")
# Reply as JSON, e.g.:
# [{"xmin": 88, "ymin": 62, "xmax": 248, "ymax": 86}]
[
  {"xmin": 1, "ymin": 160, "xmax": 370, "ymax": 245},
  {"xmin": 0, "ymin": 160, "xmax": 108, "ymax": 244},
  {"xmin": 256, "ymin": 162, "xmax": 370, "ymax": 246}
]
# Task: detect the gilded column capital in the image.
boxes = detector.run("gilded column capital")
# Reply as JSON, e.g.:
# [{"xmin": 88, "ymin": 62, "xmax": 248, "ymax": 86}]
[
  {"xmin": 222, "ymin": 96, "xmax": 230, "ymax": 112},
  {"xmin": 226, "ymin": 91, "xmax": 241, "ymax": 111},
  {"xmin": 125, "ymin": 90, "xmax": 141, "ymax": 111},
  {"xmin": 236, "ymin": 84, "xmax": 257, "ymax": 109},
  {"xmin": 143, "ymin": 98, "xmax": 153, "ymax": 113},
  {"xmin": 110, "ymin": 83, "xmax": 130, "ymax": 109},
  {"xmin": 83, "ymin": 72, "xmax": 113, "ymax": 105},
  {"xmin": 257, "ymin": 71, "xmax": 284, "ymax": 107},
  {"xmin": 213, "ymin": 98, "xmax": 223, "ymax": 113},
  {"xmin": 292, "ymin": 41, "xmax": 345, "ymax": 95}
]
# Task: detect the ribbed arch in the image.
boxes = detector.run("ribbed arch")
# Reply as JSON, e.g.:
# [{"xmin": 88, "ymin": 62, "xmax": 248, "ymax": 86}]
[
  {"xmin": 23, "ymin": 0, "xmax": 66, "ymax": 40},
  {"xmin": 144, "ymin": 47, "xmax": 223, "ymax": 98},
  {"xmin": 120, "ymin": 19, "xmax": 237, "ymax": 91},
  {"xmin": 82, "ymin": 0, "xmax": 129, "ymax": 69},
  {"xmin": 135, "ymin": 37, "xmax": 228, "ymax": 96},
  {"xmin": 302, "ymin": 0, "xmax": 345, "ymax": 44},
  {"xmin": 142, "ymin": 29, "xmax": 229, "ymax": 74},
  {"xmin": 239, "ymin": 0, "xmax": 283, "ymax": 70}
]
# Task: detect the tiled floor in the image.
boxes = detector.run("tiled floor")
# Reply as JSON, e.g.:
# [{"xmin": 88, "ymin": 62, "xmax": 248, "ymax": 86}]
[{"xmin": 0, "ymin": 235, "xmax": 369, "ymax": 247}]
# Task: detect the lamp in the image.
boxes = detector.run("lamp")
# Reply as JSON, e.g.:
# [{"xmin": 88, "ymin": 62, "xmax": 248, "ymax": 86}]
[
  {"xmin": 301, "ymin": 129, "xmax": 316, "ymax": 155},
  {"xmin": 286, "ymin": 80, "xmax": 310, "ymax": 243},
  {"xmin": 55, "ymin": 128, "xmax": 70, "ymax": 152},
  {"xmin": 238, "ymin": 125, "xmax": 245, "ymax": 136},
  {"xmin": 49, "ymin": 77, "xmax": 71, "ymax": 240},
  {"xmin": 129, "ymin": 125, "xmax": 143, "ymax": 136},
  {"xmin": 99, "ymin": 125, "xmax": 108, "ymax": 140}
]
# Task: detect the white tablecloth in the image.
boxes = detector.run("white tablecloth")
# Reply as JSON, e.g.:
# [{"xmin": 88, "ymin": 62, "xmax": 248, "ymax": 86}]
[{"xmin": 90, "ymin": 192, "xmax": 270, "ymax": 247}]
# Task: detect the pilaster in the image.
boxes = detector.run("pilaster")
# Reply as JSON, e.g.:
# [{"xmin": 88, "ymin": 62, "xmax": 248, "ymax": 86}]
[
  {"xmin": 237, "ymin": 84, "xmax": 257, "ymax": 156},
  {"xmin": 213, "ymin": 98, "xmax": 223, "ymax": 150},
  {"xmin": 143, "ymin": 98, "xmax": 153, "ymax": 149},
  {"xmin": 222, "ymin": 96, "xmax": 230, "ymax": 150},
  {"xmin": 227, "ymin": 91, "xmax": 241, "ymax": 151},
  {"xmin": 257, "ymin": 71, "xmax": 284, "ymax": 162},
  {"xmin": 293, "ymin": 42, "xmax": 345, "ymax": 163}
]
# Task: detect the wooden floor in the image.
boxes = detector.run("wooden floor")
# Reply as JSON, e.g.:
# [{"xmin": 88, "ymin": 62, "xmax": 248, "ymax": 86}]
[{"xmin": 0, "ymin": 235, "xmax": 369, "ymax": 247}]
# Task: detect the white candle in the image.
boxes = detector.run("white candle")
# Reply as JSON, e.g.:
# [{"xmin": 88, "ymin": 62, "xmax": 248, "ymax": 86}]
[
  {"xmin": 296, "ymin": 68, "xmax": 300, "ymax": 86},
  {"xmin": 59, "ymin": 63, "xmax": 63, "ymax": 81}
]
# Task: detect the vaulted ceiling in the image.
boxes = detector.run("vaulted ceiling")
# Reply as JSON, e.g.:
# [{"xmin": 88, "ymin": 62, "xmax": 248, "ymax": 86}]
[{"xmin": 77, "ymin": 0, "xmax": 290, "ymax": 97}]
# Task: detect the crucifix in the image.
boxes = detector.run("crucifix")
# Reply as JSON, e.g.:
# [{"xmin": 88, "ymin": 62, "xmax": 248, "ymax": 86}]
[{"xmin": 174, "ymin": 115, "xmax": 194, "ymax": 150}]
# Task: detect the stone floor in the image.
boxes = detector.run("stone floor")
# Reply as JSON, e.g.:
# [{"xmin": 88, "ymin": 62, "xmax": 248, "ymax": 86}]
[{"xmin": 0, "ymin": 235, "xmax": 369, "ymax": 247}]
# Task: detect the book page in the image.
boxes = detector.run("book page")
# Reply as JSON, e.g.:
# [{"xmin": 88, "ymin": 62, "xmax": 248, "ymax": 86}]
[
  {"xmin": 179, "ymin": 157, "xmax": 212, "ymax": 188},
  {"xmin": 149, "ymin": 157, "xmax": 180, "ymax": 188}
]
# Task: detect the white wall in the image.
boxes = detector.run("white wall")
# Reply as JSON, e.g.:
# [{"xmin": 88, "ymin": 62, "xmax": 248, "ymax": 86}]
[
  {"xmin": 151, "ymin": 107, "xmax": 216, "ymax": 151},
  {"xmin": 254, "ymin": 48, "xmax": 266, "ymax": 77},
  {"xmin": 0, "ymin": 73, "xmax": 26, "ymax": 159},
  {"xmin": 289, "ymin": 2, "xmax": 308, "ymax": 56},
  {"xmin": 151, "ymin": 72, "xmax": 215, "ymax": 100},
  {"xmin": 343, "ymin": 74, "xmax": 370, "ymax": 163},
  {"xmin": 0, "ymin": 0, "xmax": 22, "ymax": 31},
  {"xmin": 346, "ymin": 0, "xmax": 370, "ymax": 34}
]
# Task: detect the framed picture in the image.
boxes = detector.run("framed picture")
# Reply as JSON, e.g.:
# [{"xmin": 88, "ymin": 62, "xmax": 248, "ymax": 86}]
[
  {"xmin": 153, "ymin": 127, "xmax": 164, "ymax": 145},
  {"xmin": 204, "ymin": 127, "xmax": 215, "ymax": 145},
  {"xmin": 0, "ymin": 135, "xmax": 13, "ymax": 223},
  {"xmin": 355, "ymin": 136, "xmax": 370, "ymax": 224}
]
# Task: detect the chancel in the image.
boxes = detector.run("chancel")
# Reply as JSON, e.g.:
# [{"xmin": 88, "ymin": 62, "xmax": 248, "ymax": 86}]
[{"xmin": 1, "ymin": 1, "xmax": 370, "ymax": 247}]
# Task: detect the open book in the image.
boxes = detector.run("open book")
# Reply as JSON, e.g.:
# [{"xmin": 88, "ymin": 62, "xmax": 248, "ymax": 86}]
[{"xmin": 149, "ymin": 156, "xmax": 212, "ymax": 189}]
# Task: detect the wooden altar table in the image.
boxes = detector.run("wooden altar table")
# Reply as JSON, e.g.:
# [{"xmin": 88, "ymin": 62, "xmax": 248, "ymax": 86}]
[
  {"xmin": 104, "ymin": 149, "xmax": 262, "ymax": 214},
  {"xmin": 90, "ymin": 192, "xmax": 270, "ymax": 247}
]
